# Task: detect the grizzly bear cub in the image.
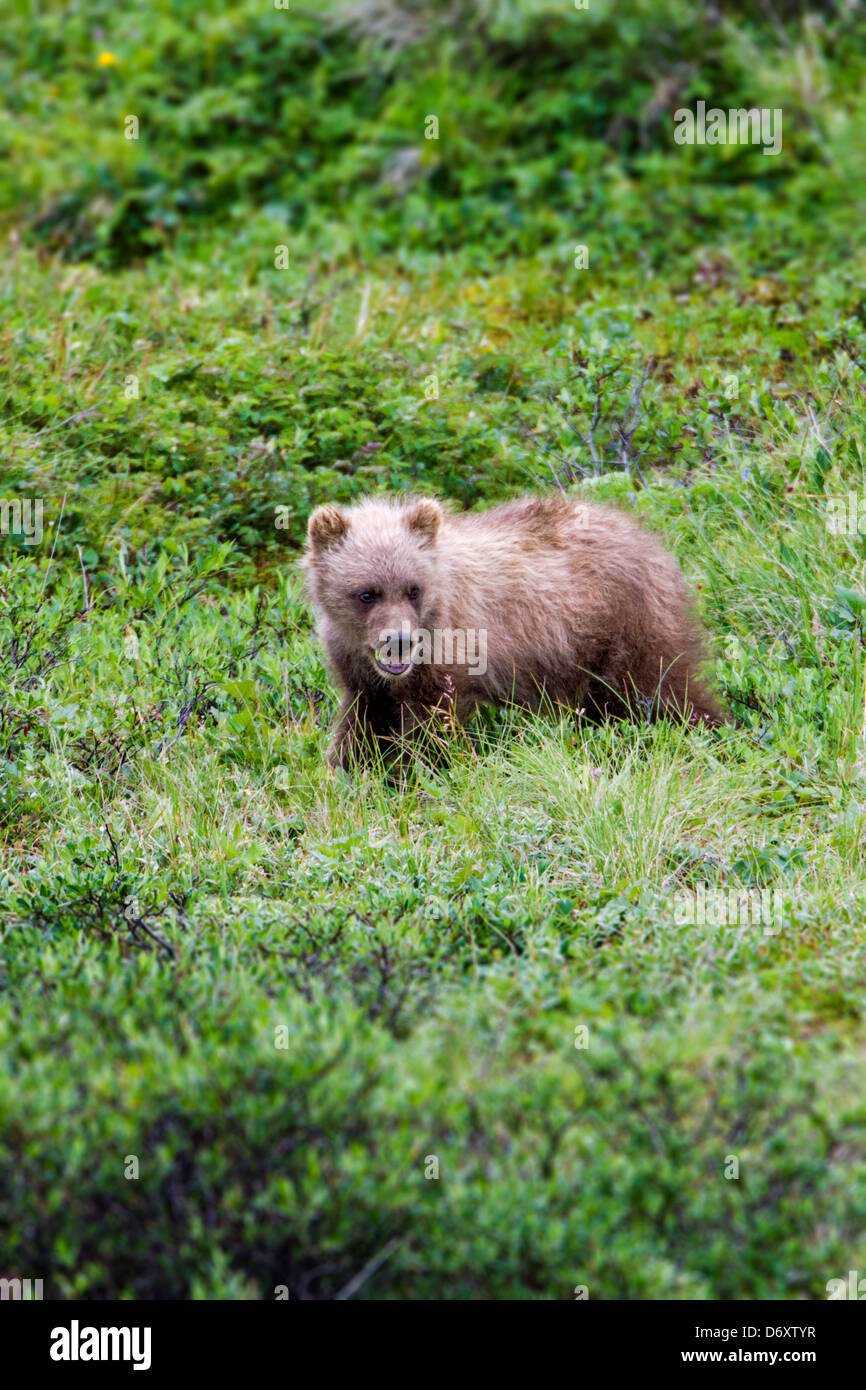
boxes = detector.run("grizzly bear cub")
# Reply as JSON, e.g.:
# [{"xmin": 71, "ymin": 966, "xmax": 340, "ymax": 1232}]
[{"xmin": 303, "ymin": 493, "xmax": 722, "ymax": 768}]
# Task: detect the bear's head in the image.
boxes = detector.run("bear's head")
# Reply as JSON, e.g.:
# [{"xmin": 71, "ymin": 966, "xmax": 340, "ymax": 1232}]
[{"xmin": 303, "ymin": 496, "xmax": 443, "ymax": 683}]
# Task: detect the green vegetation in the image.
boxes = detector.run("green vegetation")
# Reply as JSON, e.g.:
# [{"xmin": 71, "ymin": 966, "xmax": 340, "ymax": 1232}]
[{"xmin": 1, "ymin": 0, "xmax": 866, "ymax": 1298}]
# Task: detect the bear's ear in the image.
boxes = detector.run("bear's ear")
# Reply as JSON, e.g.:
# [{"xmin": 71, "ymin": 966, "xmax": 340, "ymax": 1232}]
[
  {"xmin": 405, "ymin": 498, "xmax": 442, "ymax": 545},
  {"xmin": 307, "ymin": 504, "xmax": 349, "ymax": 551}
]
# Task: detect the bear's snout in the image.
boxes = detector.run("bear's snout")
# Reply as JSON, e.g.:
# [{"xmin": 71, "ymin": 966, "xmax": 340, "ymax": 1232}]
[{"xmin": 373, "ymin": 623, "xmax": 415, "ymax": 679}]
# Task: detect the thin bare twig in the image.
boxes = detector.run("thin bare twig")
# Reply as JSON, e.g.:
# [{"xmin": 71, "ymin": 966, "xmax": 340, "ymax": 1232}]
[{"xmin": 334, "ymin": 1237, "xmax": 402, "ymax": 1301}]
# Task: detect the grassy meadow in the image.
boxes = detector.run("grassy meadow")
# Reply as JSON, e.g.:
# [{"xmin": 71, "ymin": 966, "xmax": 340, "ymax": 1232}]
[{"xmin": 1, "ymin": 0, "xmax": 866, "ymax": 1299}]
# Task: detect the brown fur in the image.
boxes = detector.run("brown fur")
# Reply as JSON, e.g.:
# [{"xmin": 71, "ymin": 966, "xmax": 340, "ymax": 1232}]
[{"xmin": 302, "ymin": 493, "xmax": 723, "ymax": 768}]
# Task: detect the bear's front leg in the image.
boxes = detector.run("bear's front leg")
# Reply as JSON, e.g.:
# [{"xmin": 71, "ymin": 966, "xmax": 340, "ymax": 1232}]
[
  {"xmin": 386, "ymin": 678, "xmax": 465, "ymax": 769},
  {"xmin": 328, "ymin": 687, "xmax": 455, "ymax": 770},
  {"xmin": 327, "ymin": 689, "xmax": 412, "ymax": 769}
]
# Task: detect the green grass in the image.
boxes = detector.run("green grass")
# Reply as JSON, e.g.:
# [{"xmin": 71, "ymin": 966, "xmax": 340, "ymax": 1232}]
[{"xmin": 1, "ymin": 0, "xmax": 866, "ymax": 1299}]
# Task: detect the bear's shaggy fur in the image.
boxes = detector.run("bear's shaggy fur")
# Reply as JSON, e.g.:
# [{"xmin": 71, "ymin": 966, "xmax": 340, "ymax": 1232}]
[{"xmin": 302, "ymin": 493, "xmax": 722, "ymax": 767}]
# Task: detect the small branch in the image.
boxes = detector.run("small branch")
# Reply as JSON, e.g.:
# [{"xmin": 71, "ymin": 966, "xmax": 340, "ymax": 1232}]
[
  {"xmin": 28, "ymin": 408, "xmax": 97, "ymax": 440},
  {"xmin": 39, "ymin": 491, "xmax": 66, "ymax": 601},
  {"xmin": 334, "ymin": 1237, "xmax": 402, "ymax": 1301},
  {"xmin": 75, "ymin": 544, "xmax": 90, "ymax": 612}
]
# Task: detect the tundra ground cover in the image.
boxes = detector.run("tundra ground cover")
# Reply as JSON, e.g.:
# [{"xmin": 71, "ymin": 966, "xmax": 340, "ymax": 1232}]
[{"xmin": 1, "ymin": 0, "xmax": 865, "ymax": 1298}]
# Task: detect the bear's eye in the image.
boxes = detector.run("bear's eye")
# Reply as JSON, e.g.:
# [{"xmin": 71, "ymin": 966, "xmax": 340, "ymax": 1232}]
[
  {"xmin": 357, "ymin": 590, "xmax": 378, "ymax": 605},
  {"xmin": 407, "ymin": 585, "xmax": 420, "ymax": 602}
]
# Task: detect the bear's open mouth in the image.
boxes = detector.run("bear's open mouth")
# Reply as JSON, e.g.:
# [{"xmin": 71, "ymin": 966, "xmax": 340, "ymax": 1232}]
[{"xmin": 374, "ymin": 655, "xmax": 413, "ymax": 678}]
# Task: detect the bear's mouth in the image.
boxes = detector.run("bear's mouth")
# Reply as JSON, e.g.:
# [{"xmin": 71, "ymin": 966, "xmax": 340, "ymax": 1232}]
[{"xmin": 374, "ymin": 655, "xmax": 413, "ymax": 679}]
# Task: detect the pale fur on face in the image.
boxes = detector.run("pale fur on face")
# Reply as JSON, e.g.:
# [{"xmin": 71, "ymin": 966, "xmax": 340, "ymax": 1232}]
[{"xmin": 303, "ymin": 496, "xmax": 444, "ymax": 683}]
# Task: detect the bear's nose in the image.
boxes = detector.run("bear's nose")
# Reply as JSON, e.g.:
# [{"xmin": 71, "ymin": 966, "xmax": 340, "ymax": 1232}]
[{"xmin": 377, "ymin": 628, "xmax": 413, "ymax": 660}]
